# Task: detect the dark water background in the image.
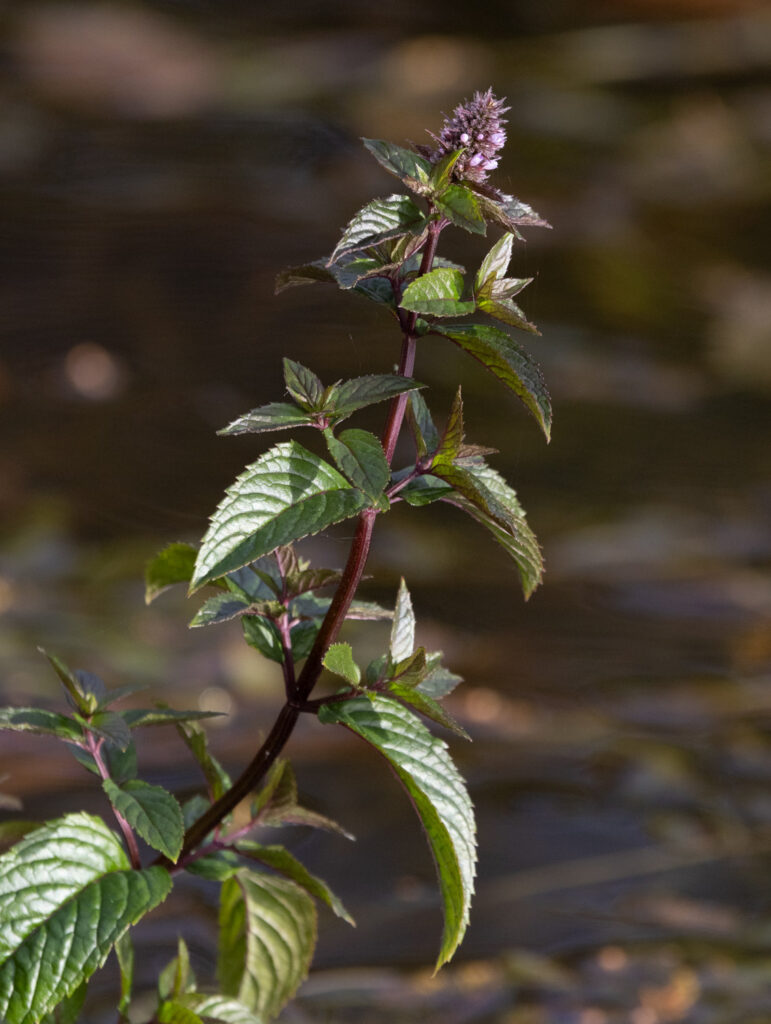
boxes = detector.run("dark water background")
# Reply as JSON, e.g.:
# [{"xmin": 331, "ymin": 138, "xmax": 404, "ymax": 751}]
[{"xmin": 1, "ymin": 2, "xmax": 770, "ymax": 1021}]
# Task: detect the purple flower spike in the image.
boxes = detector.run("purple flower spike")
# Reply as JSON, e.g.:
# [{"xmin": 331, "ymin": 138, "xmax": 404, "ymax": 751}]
[{"xmin": 425, "ymin": 88, "xmax": 509, "ymax": 184}]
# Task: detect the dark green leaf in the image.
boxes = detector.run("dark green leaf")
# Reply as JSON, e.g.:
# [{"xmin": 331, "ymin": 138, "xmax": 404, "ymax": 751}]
[
  {"xmin": 0, "ymin": 707, "xmax": 83, "ymax": 743},
  {"xmin": 434, "ymin": 323, "xmax": 551, "ymax": 440},
  {"xmin": 218, "ymin": 868, "xmax": 317, "ymax": 1020},
  {"xmin": 477, "ymin": 278, "xmax": 538, "ymax": 333},
  {"xmin": 329, "ymin": 194, "xmax": 426, "ymax": 264},
  {"xmin": 322, "ymin": 642, "xmax": 361, "ymax": 687},
  {"xmin": 122, "ymin": 708, "xmax": 222, "ymax": 729},
  {"xmin": 326, "ymin": 374, "xmax": 424, "ymax": 422},
  {"xmin": 285, "ymin": 567, "xmax": 341, "ymax": 597},
  {"xmin": 242, "ymin": 615, "xmax": 284, "ymax": 663},
  {"xmin": 319, "ymin": 696, "xmax": 476, "ymax": 967},
  {"xmin": 361, "ymin": 138, "xmax": 432, "ymax": 192},
  {"xmin": 475, "ymin": 232, "xmax": 513, "ymax": 292},
  {"xmin": 103, "ymin": 779, "xmax": 184, "ymax": 862},
  {"xmin": 474, "ymin": 189, "xmax": 551, "ymax": 233},
  {"xmin": 189, "ymin": 593, "xmax": 252, "ymax": 628},
  {"xmin": 145, "ymin": 543, "xmax": 198, "ymax": 604},
  {"xmin": 254, "ymin": 760, "xmax": 353, "ymax": 839},
  {"xmin": 389, "ymin": 683, "xmax": 470, "ymax": 740},
  {"xmin": 0, "ymin": 813, "xmax": 172, "ymax": 1024},
  {"xmin": 325, "ymin": 428, "xmax": 389, "ymax": 502},
  {"xmin": 289, "ymin": 619, "xmax": 321, "ymax": 661},
  {"xmin": 400, "ymin": 268, "xmax": 475, "ymax": 318},
  {"xmin": 282, "ymin": 360, "xmax": 324, "ymax": 411},
  {"xmin": 176, "ymin": 721, "xmax": 231, "ymax": 802},
  {"xmin": 390, "ymin": 647, "xmax": 428, "ymax": 688},
  {"xmin": 406, "ymin": 390, "xmax": 440, "ymax": 458},
  {"xmin": 42, "ymin": 650, "xmax": 92, "ymax": 714},
  {"xmin": 419, "ymin": 660, "xmax": 463, "ymax": 699},
  {"xmin": 389, "ymin": 579, "xmax": 415, "ymax": 665},
  {"xmin": 88, "ymin": 710, "xmax": 132, "ymax": 751},
  {"xmin": 218, "ymin": 403, "xmax": 314, "ymax": 437},
  {"xmin": 235, "ymin": 842, "xmax": 355, "ymax": 925},
  {"xmin": 435, "ymin": 185, "xmax": 486, "ymax": 235},
  {"xmin": 274, "ymin": 260, "xmax": 336, "ymax": 294},
  {"xmin": 400, "ymin": 474, "xmax": 454, "ymax": 506},
  {"xmin": 104, "ymin": 738, "xmax": 138, "ymax": 786},
  {"xmin": 191, "ymin": 441, "xmax": 368, "ymax": 590},
  {"xmin": 442, "ymin": 462, "xmax": 543, "ymax": 598},
  {"xmin": 40, "ymin": 981, "xmax": 87, "ymax": 1024}
]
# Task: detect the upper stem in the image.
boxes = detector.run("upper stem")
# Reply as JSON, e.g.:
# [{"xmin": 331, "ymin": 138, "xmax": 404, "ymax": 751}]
[{"xmin": 170, "ymin": 216, "xmax": 446, "ymax": 865}]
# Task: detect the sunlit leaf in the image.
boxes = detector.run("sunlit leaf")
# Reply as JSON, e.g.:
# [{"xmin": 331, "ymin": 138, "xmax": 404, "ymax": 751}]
[
  {"xmin": 319, "ymin": 696, "xmax": 476, "ymax": 967},
  {"xmin": 434, "ymin": 185, "xmax": 486, "ymax": 235},
  {"xmin": 400, "ymin": 268, "xmax": 475, "ymax": 318},
  {"xmin": 361, "ymin": 139, "xmax": 432, "ymax": 192},
  {"xmin": 282, "ymin": 360, "xmax": 324, "ymax": 411},
  {"xmin": 322, "ymin": 642, "xmax": 361, "ymax": 687},
  {"xmin": 191, "ymin": 441, "xmax": 368, "ymax": 590},
  {"xmin": 189, "ymin": 593, "xmax": 252, "ymax": 628},
  {"xmin": 389, "ymin": 578, "xmax": 415, "ymax": 665},
  {"xmin": 475, "ymin": 232, "xmax": 513, "ymax": 292},
  {"xmin": 0, "ymin": 813, "xmax": 171, "ymax": 1024},
  {"xmin": 0, "ymin": 707, "xmax": 83, "ymax": 743},
  {"xmin": 329, "ymin": 194, "xmax": 426, "ymax": 264},
  {"xmin": 165, "ymin": 994, "xmax": 265, "ymax": 1024},
  {"xmin": 218, "ymin": 869, "xmax": 317, "ymax": 1020},
  {"xmin": 389, "ymin": 683, "xmax": 470, "ymax": 740},
  {"xmin": 145, "ymin": 543, "xmax": 199, "ymax": 604},
  {"xmin": 326, "ymin": 374, "xmax": 424, "ymax": 422},
  {"xmin": 218, "ymin": 403, "xmax": 314, "ymax": 437}
]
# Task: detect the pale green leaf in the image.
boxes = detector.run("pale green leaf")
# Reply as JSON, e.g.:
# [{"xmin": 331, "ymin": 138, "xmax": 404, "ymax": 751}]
[
  {"xmin": 115, "ymin": 930, "xmax": 134, "ymax": 1017},
  {"xmin": 435, "ymin": 323, "xmax": 551, "ymax": 440},
  {"xmin": 218, "ymin": 869, "xmax": 317, "ymax": 1020},
  {"xmin": 389, "ymin": 578, "xmax": 415, "ymax": 665},
  {"xmin": 429, "ymin": 149, "xmax": 464, "ymax": 192},
  {"xmin": 433, "ymin": 389, "xmax": 464, "ymax": 466},
  {"xmin": 400, "ymin": 268, "xmax": 475, "ymax": 318},
  {"xmin": 322, "ymin": 642, "xmax": 361, "ymax": 687},
  {"xmin": 282, "ymin": 360, "xmax": 324, "ymax": 411},
  {"xmin": 235, "ymin": 841, "xmax": 355, "ymax": 925},
  {"xmin": 122, "ymin": 708, "xmax": 222, "ymax": 729},
  {"xmin": 0, "ymin": 707, "xmax": 83, "ymax": 743},
  {"xmin": 173, "ymin": 994, "xmax": 266, "ymax": 1024},
  {"xmin": 191, "ymin": 441, "xmax": 368, "ymax": 590},
  {"xmin": 159, "ymin": 937, "xmax": 196, "ymax": 1000},
  {"xmin": 406, "ymin": 390, "xmax": 440, "ymax": 458},
  {"xmin": 318, "ymin": 696, "xmax": 476, "ymax": 967},
  {"xmin": 176, "ymin": 721, "xmax": 231, "ymax": 802},
  {"xmin": 475, "ymin": 232, "xmax": 513, "ymax": 292},
  {"xmin": 103, "ymin": 780, "xmax": 184, "ymax": 863},
  {"xmin": 0, "ymin": 813, "xmax": 171, "ymax": 1024}
]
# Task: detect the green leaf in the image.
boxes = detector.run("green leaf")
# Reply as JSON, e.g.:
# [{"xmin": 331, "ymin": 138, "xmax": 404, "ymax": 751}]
[
  {"xmin": 218, "ymin": 403, "xmax": 314, "ymax": 437},
  {"xmin": 282, "ymin": 359, "xmax": 324, "ymax": 411},
  {"xmin": 115, "ymin": 930, "xmax": 134, "ymax": 1018},
  {"xmin": 235, "ymin": 842, "xmax": 355, "ymax": 925},
  {"xmin": 191, "ymin": 440, "xmax": 368, "ymax": 591},
  {"xmin": 389, "ymin": 683, "xmax": 470, "ymax": 741},
  {"xmin": 475, "ymin": 232, "xmax": 513, "ymax": 292},
  {"xmin": 159, "ymin": 937, "xmax": 196, "ymax": 1001},
  {"xmin": 88, "ymin": 710, "xmax": 132, "ymax": 751},
  {"xmin": 400, "ymin": 268, "xmax": 475, "ymax": 318},
  {"xmin": 122, "ymin": 708, "xmax": 222, "ymax": 729},
  {"xmin": 172, "ymin": 994, "xmax": 266, "ymax": 1024},
  {"xmin": 474, "ymin": 190, "xmax": 551, "ymax": 234},
  {"xmin": 442, "ymin": 462, "xmax": 543, "ymax": 598},
  {"xmin": 322, "ymin": 642, "xmax": 361, "ymax": 687},
  {"xmin": 0, "ymin": 813, "xmax": 172, "ymax": 1024},
  {"xmin": 146, "ymin": 543, "xmax": 198, "ymax": 604},
  {"xmin": 242, "ymin": 616, "xmax": 284, "ymax": 664},
  {"xmin": 42, "ymin": 650, "xmax": 93, "ymax": 714},
  {"xmin": 190, "ymin": 592, "xmax": 252, "ymax": 628},
  {"xmin": 0, "ymin": 707, "xmax": 83, "ymax": 743},
  {"xmin": 434, "ymin": 184, "xmax": 486, "ymax": 235},
  {"xmin": 218, "ymin": 868, "xmax": 317, "ymax": 1020},
  {"xmin": 434, "ymin": 323, "xmax": 551, "ymax": 440},
  {"xmin": 274, "ymin": 260, "xmax": 337, "ymax": 293},
  {"xmin": 176, "ymin": 721, "xmax": 231, "ymax": 802},
  {"xmin": 326, "ymin": 374, "xmax": 424, "ymax": 422},
  {"xmin": 361, "ymin": 138, "xmax": 431, "ymax": 191},
  {"xmin": 433, "ymin": 389, "xmax": 464, "ymax": 466},
  {"xmin": 329, "ymin": 194, "xmax": 426, "ymax": 264},
  {"xmin": 477, "ymin": 278, "xmax": 538, "ymax": 333},
  {"xmin": 253, "ymin": 760, "xmax": 353, "ymax": 839},
  {"xmin": 0, "ymin": 821, "xmax": 43, "ymax": 852},
  {"xmin": 40, "ymin": 981, "xmax": 86, "ymax": 1024},
  {"xmin": 102, "ymin": 779, "xmax": 184, "ymax": 862},
  {"xmin": 324, "ymin": 428, "xmax": 389, "ymax": 503},
  {"xmin": 158, "ymin": 1002, "xmax": 204, "ymax": 1024},
  {"xmin": 400, "ymin": 474, "xmax": 454, "ymax": 506},
  {"xmin": 406, "ymin": 390, "xmax": 440, "ymax": 458},
  {"xmin": 390, "ymin": 647, "xmax": 428, "ymax": 688},
  {"xmin": 389, "ymin": 578, "xmax": 415, "ymax": 665},
  {"xmin": 429, "ymin": 149, "xmax": 464, "ymax": 192},
  {"xmin": 318, "ymin": 696, "xmax": 476, "ymax": 968},
  {"xmin": 419, "ymin": 660, "xmax": 464, "ymax": 699},
  {"xmin": 104, "ymin": 738, "xmax": 138, "ymax": 785},
  {"xmin": 285, "ymin": 567, "xmax": 341, "ymax": 597}
]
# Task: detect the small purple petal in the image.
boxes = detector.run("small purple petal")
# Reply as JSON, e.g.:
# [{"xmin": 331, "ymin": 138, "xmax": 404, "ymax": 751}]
[
  {"xmin": 490, "ymin": 132, "xmax": 506, "ymax": 146},
  {"xmin": 468, "ymin": 153, "xmax": 485, "ymax": 167},
  {"xmin": 460, "ymin": 132, "xmax": 469, "ymax": 143},
  {"xmin": 483, "ymin": 158, "xmax": 499, "ymax": 170}
]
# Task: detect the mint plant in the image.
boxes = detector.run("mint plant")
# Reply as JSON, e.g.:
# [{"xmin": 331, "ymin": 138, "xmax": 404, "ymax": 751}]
[{"xmin": 0, "ymin": 90, "xmax": 551, "ymax": 1024}]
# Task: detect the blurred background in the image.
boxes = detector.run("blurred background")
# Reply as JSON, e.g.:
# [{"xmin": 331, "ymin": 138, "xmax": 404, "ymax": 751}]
[{"xmin": 1, "ymin": 1, "xmax": 770, "ymax": 1021}]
